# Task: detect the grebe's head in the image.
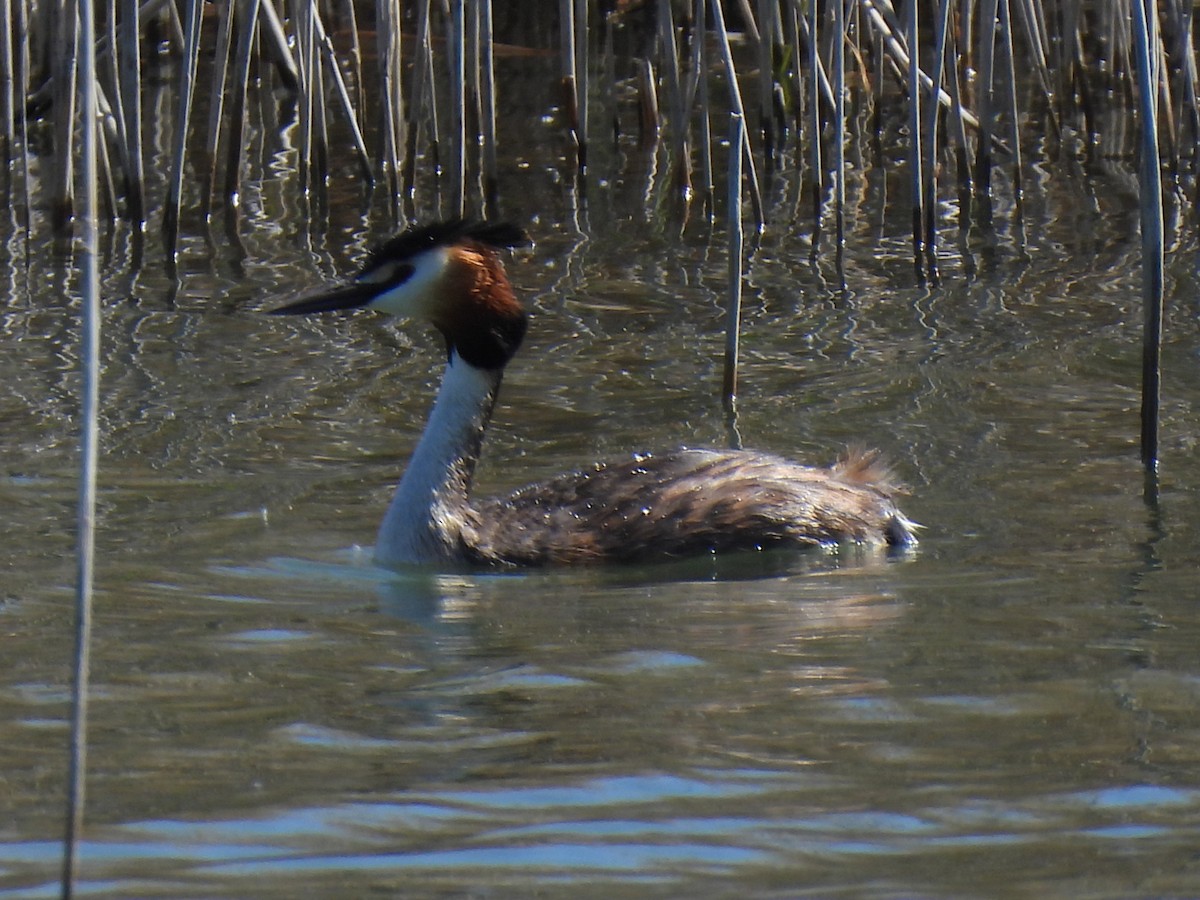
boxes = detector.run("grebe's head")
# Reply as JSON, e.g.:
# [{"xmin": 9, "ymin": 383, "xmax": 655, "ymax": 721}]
[{"xmin": 272, "ymin": 220, "xmax": 529, "ymax": 370}]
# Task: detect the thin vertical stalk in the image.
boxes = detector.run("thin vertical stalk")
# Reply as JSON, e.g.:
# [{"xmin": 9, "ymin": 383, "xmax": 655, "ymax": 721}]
[
  {"xmin": 94, "ymin": 87, "xmax": 118, "ymax": 219},
  {"xmin": 657, "ymin": 0, "xmax": 689, "ymax": 196},
  {"xmin": 479, "ymin": 0, "xmax": 499, "ymax": 217},
  {"xmin": 783, "ymin": 0, "xmax": 802, "ymax": 143},
  {"xmin": 1057, "ymin": 0, "xmax": 1081, "ymax": 122},
  {"xmin": 906, "ymin": 0, "xmax": 923, "ymax": 277},
  {"xmin": 162, "ymin": 0, "xmax": 187, "ymax": 52},
  {"xmin": 292, "ymin": 0, "xmax": 315, "ymax": 195},
  {"xmin": 975, "ymin": 0, "xmax": 999, "ymax": 212},
  {"xmin": 1132, "ymin": 0, "xmax": 1164, "ymax": 479},
  {"xmin": 723, "ymin": 112, "xmax": 744, "ymax": 423},
  {"xmin": 944, "ymin": 21, "xmax": 972, "ymax": 230},
  {"xmin": 30, "ymin": 0, "xmax": 51, "ymax": 95},
  {"xmin": 118, "ymin": 0, "xmax": 144, "ymax": 225},
  {"xmin": 692, "ymin": 0, "xmax": 713, "ymax": 214},
  {"xmin": 709, "ymin": 0, "xmax": 763, "ymax": 228},
  {"xmin": 201, "ymin": 0, "xmax": 236, "ymax": 217},
  {"xmin": 403, "ymin": 0, "xmax": 434, "ymax": 200},
  {"xmin": 636, "ymin": 57, "xmax": 660, "ymax": 144},
  {"xmin": 163, "ymin": 0, "xmax": 204, "ymax": 258},
  {"xmin": 574, "ymin": 0, "xmax": 588, "ymax": 175},
  {"xmin": 299, "ymin": 0, "xmax": 330, "ymax": 192},
  {"xmin": 560, "ymin": 0, "xmax": 579, "ymax": 168},
  {"xmin": 62, "ymin": 0, "xmax": 101, "ymax": 892},
  {"xmin": 833, "ymin": 0, "xmax": 846, "ymax": 263},
  {"xmin": 998, "ymin": 0, "xmax": 1023, "ymax": 216},
  {"xmin": 806, "ymin": 0, "xmax": 822, "ymax": 251},
  {"xmin": 225, "ymin": 0, "xmax": 263, "ymax": 206},
  {"xmin": 258, "ymin": 0, "xmax": 299, "ymax": 88},
  {"xmin": 310, "ymin": 7, "xmax": 328, "ymax": 190},
  {"xmin": 341, "ymin": 0, "xmax": 366, "ymax": 120},
  {"xmin": 924, "ymin": 0, "xmax": 953, "ymax": 274},
  {"xmin": 13, "ymin": 0, "xmax": 30, "ymax": 241},
  {"xmin": 756, "ymin": 0, "xmax": 775, "ymax": 160},
  {"xmin": 1108, "ymin": 5, "xmax": 1134, "ymax": 160},
  {"xmin": 870, "ymin": 12, "xmax": 885, "ymax": 150},
  {"xmin": 798, "ymin": 6, "xmax": 837, "ymax": 117},
  {"xmin": 313, "ymin": 9, "xmax": 372, "ymax": 183},
  {"xmin": 378, "ymin": 0, "xmax": 402, "ymax": 204},
  {"xmin": 450, "ymin": 0, "xmax": 466, "ymax": 217},
  {"xmin": 467, "ymin": 0, "xmax": 482, "ymax": 196},
  {"xmin": 602, "ymin": 9, "xmax": 618, "ymax": 147},
  {"xmin": 1151, "ymin": 15, "xmax": 1177, "ymax": 177},
  {"xmin": 51, "ymin": 0, "xmax": 80, "ymax": 230},
  {"xmin": 1011, "ymin": 0, "xmax": 1058, "ymax": 132},
  {"xmin": 1169, "ymin": 0, "xmax": 1198, "ymax": 151},
  {"xmin": 961, "ymin": 0, "xmax": 977, "ymax": 77},
  {"xmin": 423, "ymin": 32, "xmax": 441, "ymax": 188},
  {"xmin": 0, "ymin": 0, "xmax": 11, "ymax": 160}
]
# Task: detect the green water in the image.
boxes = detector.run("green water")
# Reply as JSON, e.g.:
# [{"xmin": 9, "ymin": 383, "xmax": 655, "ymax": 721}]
[{"xmin": 3, "ymin": 46, "xmax": 1200, "ymax": 900}]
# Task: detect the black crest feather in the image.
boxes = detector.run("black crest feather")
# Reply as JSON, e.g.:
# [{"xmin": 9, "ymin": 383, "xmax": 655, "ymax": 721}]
[{"xmin": 362, "ymin": 219, "xmax": 528, "ymax": 276}]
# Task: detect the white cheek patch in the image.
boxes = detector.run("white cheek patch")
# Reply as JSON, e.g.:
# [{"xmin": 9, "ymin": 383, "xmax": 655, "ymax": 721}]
[{"xmin": 367, "ymin": 246, "xmax": 452, "ymax": 316}]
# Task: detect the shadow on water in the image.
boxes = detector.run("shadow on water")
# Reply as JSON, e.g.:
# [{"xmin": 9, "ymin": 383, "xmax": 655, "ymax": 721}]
[{"xmin": 244, "ymin": 537, "xmax": 914, "ymax": 630}]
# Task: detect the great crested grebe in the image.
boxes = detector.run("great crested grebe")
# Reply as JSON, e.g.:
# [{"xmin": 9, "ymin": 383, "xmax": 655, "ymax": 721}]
[{"xmin": 272, "ymin": 220, "xmax": 917, "ymax": 568}]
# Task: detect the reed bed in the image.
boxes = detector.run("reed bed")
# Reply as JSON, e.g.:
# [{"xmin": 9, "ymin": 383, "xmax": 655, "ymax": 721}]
[
  {"xmin": 27, "ymin": 2, "xmax": 1188, "ymax": 890},
  {"xmin": 10, "ymin": 2, "xmax": 1191, "ymax": 267},
  {"xmin": 0, "ymin": 6, "xmax": 1180, "ymax": 232}
]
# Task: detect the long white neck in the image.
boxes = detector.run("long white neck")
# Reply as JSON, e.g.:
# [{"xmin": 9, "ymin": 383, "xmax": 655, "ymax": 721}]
[{"xmin": 375, "ymin": 354, "xmax": 501, "ymax": 567}]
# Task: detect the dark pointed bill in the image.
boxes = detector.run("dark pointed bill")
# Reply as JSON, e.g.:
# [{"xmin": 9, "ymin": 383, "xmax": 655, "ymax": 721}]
[{"xmin": 269, "ymin": 281, "xmax": 382, "ymax": 315}]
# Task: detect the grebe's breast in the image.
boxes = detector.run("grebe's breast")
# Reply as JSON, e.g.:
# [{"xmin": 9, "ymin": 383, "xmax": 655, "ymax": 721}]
[{"xmin": 464, "ymin": 447, "xmax": 915, "ymax": 566}]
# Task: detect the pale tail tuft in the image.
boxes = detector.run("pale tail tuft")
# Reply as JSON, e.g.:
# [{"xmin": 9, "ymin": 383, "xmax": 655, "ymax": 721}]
[
  {"xmin": 831, "ymin": 446, "xmax": 920, "ymax": 546},
  {"xmin": 831, "ymin": 445, "xmax": 905, "ymax": 494}
]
